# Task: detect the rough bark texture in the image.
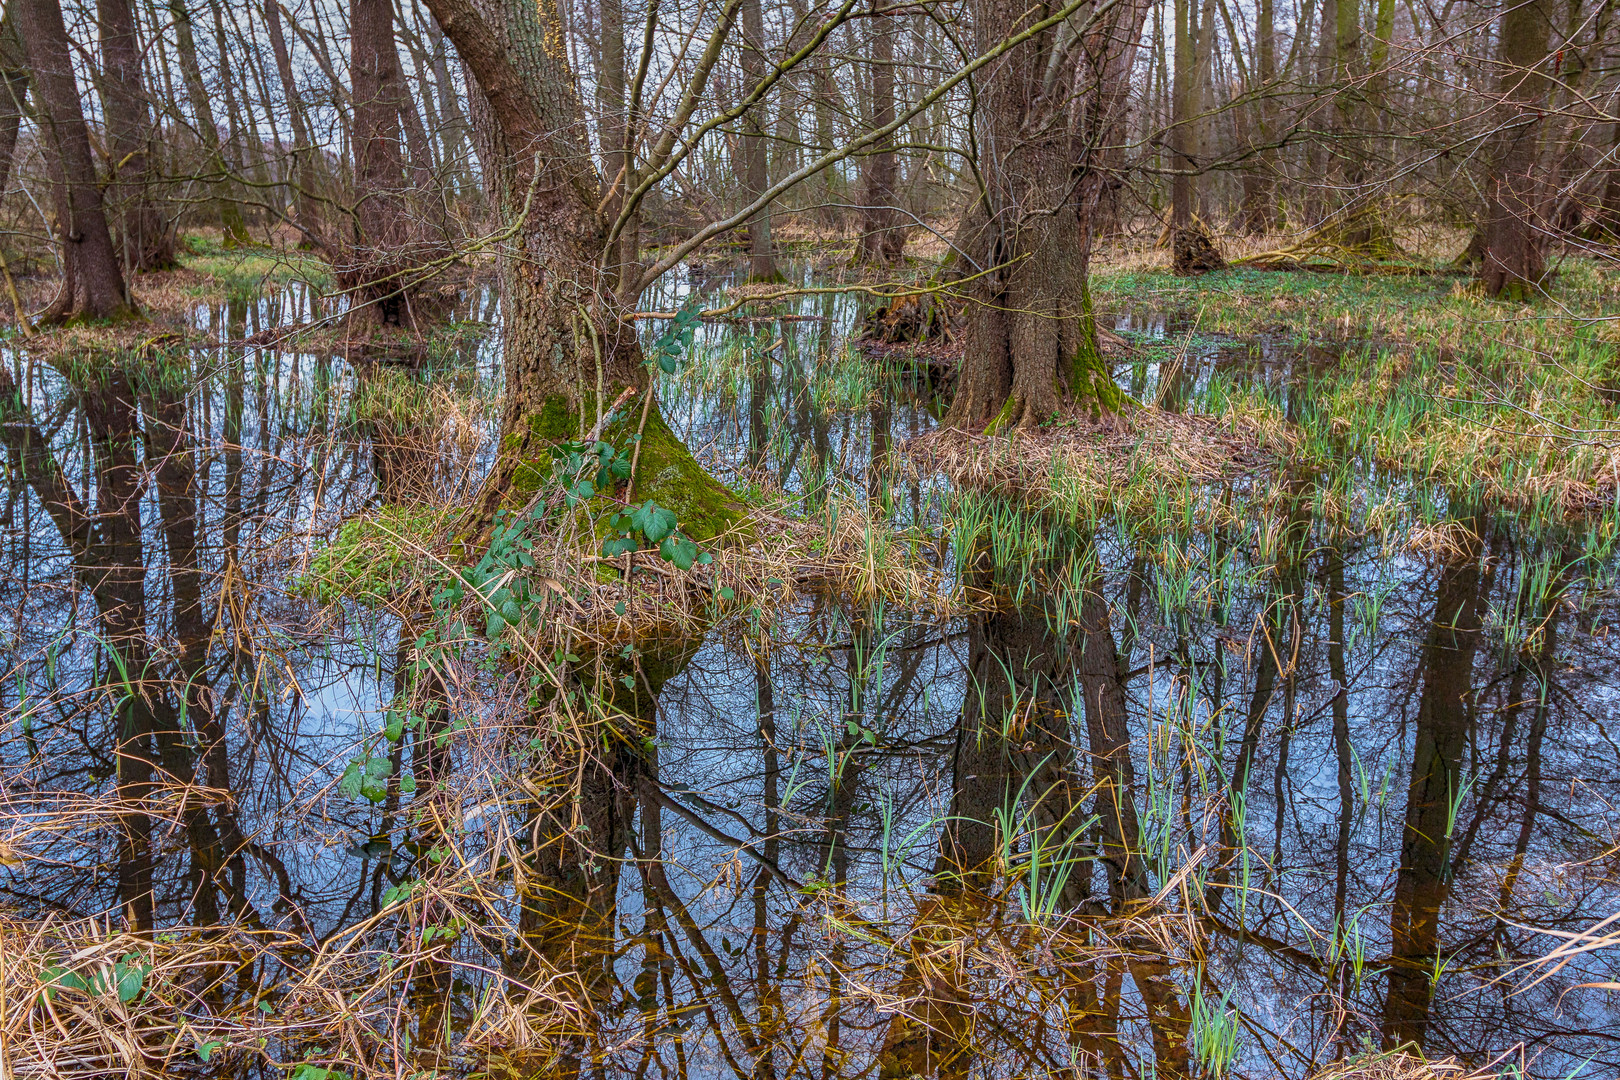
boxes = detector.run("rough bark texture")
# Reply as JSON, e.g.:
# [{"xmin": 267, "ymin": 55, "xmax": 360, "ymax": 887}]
[
  {"xmin": 97, "ymin": 0, "xmax": 176, "ymax": 271},
  {"xmin": 856, "ymin": 0, "xmax": 906, "ymax": 265},
  {"xmin": 422, "ymin": 0, "xmax": 743, "ymax": 536},
  {"xmin": 1480, "ymin": 0, "xmax": 1553, "ymax": 298},
  {"xmin": 16, "ymin": 0, "xmax": 136, "ymax": 322},
  {"xmin": 0, "ymin": 10, "xmax": 28, "ymax": 199},
  {"xmin": 945, "ymin": 0, "xmax": 1148, "ymax": 431},
  {"xmin": 346, "ymin": 0, "xmax": 431, "ymax": 327}
]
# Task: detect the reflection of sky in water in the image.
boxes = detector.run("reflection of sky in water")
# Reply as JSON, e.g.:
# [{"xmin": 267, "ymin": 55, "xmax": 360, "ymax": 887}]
[{"xmin": 0, "ymin": 274, "xmax": 1617, "ymax": 1076}]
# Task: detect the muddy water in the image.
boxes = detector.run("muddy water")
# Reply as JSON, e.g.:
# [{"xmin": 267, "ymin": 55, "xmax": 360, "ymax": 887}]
[{"xmin": 1, "ymin": 274, "xmax": 1617, "ymax": 1078}]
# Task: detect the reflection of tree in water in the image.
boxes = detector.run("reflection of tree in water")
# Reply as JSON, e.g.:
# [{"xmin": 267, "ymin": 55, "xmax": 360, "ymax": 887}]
[{"xmin": 2, "ymin": 301, "xmax": 1620, "ymax": 1078}]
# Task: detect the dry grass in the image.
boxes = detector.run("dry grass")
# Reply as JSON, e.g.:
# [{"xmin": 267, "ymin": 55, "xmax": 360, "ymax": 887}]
[
  {"xmin": 1308, "ymin": 1050, "xmax": 1483, "ymax": 1080},
  {"xmin": 902, "ymin": 401, "xmax": 1284, "ymax": 518}
]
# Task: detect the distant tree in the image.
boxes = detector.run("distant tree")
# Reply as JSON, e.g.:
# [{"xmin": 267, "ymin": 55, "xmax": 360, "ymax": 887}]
[{"xmin": 97, "ymin": 0, "xmax": 177, "ymax": 271}]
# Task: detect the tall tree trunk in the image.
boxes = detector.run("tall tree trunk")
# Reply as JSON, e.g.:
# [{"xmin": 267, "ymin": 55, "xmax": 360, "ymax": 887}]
[
  {"xmin": 348, "ymin": 0, "xmax": 440, "ymax": 328},
  {"xmin": 16, "ymin": 0, "xmax": 137, "ymax": 322},
  {"xmin": 263, "ymin": 0, "xmax": 326, "ymax": 242},
  {"xmin": 947, "ymin": 0, "xmax": 1150, "ymax": 430},
  {"xmin": 0, "ymin": 9, "xmax": 28, "ymax": 199},
  {"xmin": 97, "ymin": 0, "xmax": 176, "ymax": 271},
  {"xmin": 421, "ymin": 0, "xmax": 742, "ymax": 535},
  {"xmin": 740, "ymin": 0, "xmax": 777, "ymax": 280},
  {"xmin": 1479, "ymin": 0, "xmax": 1554, "ymax": 297},
  {"xmin": 857, "ymin": 0, "xmax": 906, "ymax": 265},
  {"xmin": 596, "ymin": 0, "xmax": 637, "ymax": 291},
  {"xmin": 1238, "ymin": 0, "xmax": 1277, "ymax": 231},
  {"xmin": 167, "ymin": 0, "xmax": 251, "ymax": 245},
  {"xmin": 1167, "ymin": 0, "xmax": 1222, "ymax": 270}
]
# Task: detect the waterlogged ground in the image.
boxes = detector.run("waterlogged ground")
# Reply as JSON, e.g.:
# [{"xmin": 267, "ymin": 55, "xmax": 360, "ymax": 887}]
[{"xmin": 2, "ymin": 257, "xmax": 1619, "ymax": 1079}]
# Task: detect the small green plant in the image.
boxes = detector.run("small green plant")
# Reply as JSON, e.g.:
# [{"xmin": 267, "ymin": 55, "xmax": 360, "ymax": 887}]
[
  {"xmin": 1188, "ymin": 970, "xmax": 1241, "ymax": 1077},
  {"xmin": 38, "ymin": 952, "xmax": 150, "ymax": 1004},
  {"xmin": 600, "ymin": 498, "xmax": 712, "ymax": 570}
]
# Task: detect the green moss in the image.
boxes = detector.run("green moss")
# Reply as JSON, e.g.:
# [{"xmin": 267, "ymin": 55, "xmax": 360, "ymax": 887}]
[
  {"xmin": 1069, "ymin": 345, "xmax": 1125, "ymax": 417},
  {"xmin": 604, "ymin": 403, "xmax": 748, "ymax": 544},
  {"xmin": 295, "ymin": 504, "xmax": 449, "ymax": 604},
  {"xmin": 494, "ymin": 389, "xmax": 749, "ymax": 546}
]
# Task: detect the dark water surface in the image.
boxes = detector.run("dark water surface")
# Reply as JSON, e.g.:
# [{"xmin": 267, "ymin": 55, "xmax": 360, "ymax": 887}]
[{"xmin": 1, "ymin": 273, "xmax": 1617, "ymax": 1078}]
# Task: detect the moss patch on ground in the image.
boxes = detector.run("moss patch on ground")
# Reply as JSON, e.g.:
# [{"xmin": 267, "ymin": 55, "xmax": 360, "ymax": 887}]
[{"xmin": 296, "ymin": 504, "xmax": 451, "ymax": 604}]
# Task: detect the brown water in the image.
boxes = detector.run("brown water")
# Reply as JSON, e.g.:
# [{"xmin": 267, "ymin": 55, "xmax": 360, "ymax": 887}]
[{"xmin": 1, "ymin": 275, "xmax": 1617, "ymax": 1078}]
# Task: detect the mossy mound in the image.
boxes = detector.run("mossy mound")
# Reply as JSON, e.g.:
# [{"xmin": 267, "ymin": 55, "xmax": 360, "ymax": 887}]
[
  {"xmin": 503, "ymin": 390, "xmax": 750, "ymax": 546},
  {"xmin": 296, "ymin": 504, "xmax": 450, "ymax": 604}
]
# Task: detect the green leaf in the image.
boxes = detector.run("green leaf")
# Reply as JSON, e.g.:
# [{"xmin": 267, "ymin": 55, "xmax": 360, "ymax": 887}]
[
  {"xmin": 38, "ymin": 964, "xmax": 88, "ymax": 1000},
  {"xmin": 500, "ymin": 599, "xmax": 523, "ymax": 624},
  {"xmin": 632, "ymin": 501, "xmax": 677, "ymax": 543},
  {"xmin": 660, "ymin": 535, "xmax": 698, "ymax": 571},
  {"xmin": 115, "ymin": 957, "xmax": 147, "ymax": 1003},
  {"xmin": 339, "ymin": 756, "xmax": 394, "ymax": 804},
  {"xmin": 197, "ymin": 1040, "xmax": 224, "ymax": 1063},
  {"xmin": 718, "ymin": 587, "xmax": 735, "ymax": 601},
  {"xmin": 383, "ymin": 710, "xmax": 404, "ymax": 743}
]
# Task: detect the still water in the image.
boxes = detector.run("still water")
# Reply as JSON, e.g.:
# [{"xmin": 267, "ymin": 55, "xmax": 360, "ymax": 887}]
[{"xmin": 0, "ymin": 271, "xmax": 1616, "ymax": 1078}]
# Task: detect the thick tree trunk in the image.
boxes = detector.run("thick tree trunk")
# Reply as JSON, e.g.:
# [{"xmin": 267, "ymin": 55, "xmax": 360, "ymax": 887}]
[
  {"xmin": 1479, "ymin": 0, "xmax": 1554, "ymax": 297},
  {"xmin": 0, "ymin": 10, "xmax": 27, "ymax": 198},
  {"xmin": 856, "ymin": 1, "xmax": 906, "ymax": 265},
  {"xmin": 97, "ymin": 0, "xmax": 176, "ymax": 271},
  {"xmin": 422, "ymin": 0, "xmax": 742, "ymax": 536},
  {"xmin": 16, "ymin": 0, "xmax": 136, "ymax": 323},
  {"xmin": 945, "ymin": 0, "xmax": 1148, "ymax": 431},
  {"xmin": 348, "ymin": 0, "xmax": 427, "ymax": 327}
]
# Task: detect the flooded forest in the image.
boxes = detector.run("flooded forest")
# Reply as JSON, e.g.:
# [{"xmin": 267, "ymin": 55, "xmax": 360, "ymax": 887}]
[{"xmin": 3, "ymin": 0, "xmax": 1620, "ymax": 1075}]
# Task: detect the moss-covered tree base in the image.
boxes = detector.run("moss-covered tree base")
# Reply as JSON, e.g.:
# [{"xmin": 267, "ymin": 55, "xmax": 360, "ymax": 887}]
[{"xmin": 492, "ymin": 387, "xmax": 749, "ymax": 546}]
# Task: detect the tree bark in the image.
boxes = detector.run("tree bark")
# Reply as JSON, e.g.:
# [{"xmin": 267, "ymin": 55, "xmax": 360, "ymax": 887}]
[
  {"xmin": 16, "ymin": 0, "xmax": 137, "ymax": 322},
  {"xmin": 348, "ymin": 0, "xmax": 426, "ymax": 327},
  {"xmin": 856, "ymin": 0, "xmax": 906, "ymax": 265},
  {"xmin": 1479, "ymin": 0, "xmax": 1554, "ymax": 298},
  {"xmin": 97, "ymin": 0, "xmax": 176, "ymax": 271},
  {"xmin": 740, "ymin": 0, "xmax": 778, "ymax": 280},
  {"xmin": 945, "ymin": 0, "xmax": 1149, "ymax": 431},
  {"xmin": 421, "ymin": 0, "xmax": 743, "ymax": 534}
]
